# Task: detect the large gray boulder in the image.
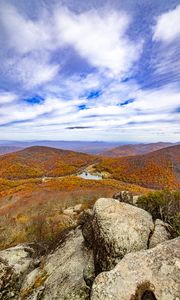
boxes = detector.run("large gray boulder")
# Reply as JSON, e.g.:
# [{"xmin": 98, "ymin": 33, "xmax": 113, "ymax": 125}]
[
  {"xmin": 91, "ymin": 237, "xmax": 180, "ymax": 300},
  {"xmin": 92, "ymin": 198, "xmax": 154, "ymax": 272},
  {"xmin": 149, "ymin": 219, "xmax": 171, "ymax": 248}
]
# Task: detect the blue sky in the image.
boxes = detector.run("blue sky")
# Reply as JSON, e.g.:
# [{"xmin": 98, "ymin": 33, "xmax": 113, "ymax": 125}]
[{"xmin": 0, "ymin": 0, "xmax": 180, "ymax": 142}]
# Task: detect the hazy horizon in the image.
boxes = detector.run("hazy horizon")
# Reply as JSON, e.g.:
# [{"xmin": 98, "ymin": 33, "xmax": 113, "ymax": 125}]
[
  {"xmin": 0, "ymin": 0, "xmax": 180, "ymax": 142},
  {"xmin": 0, "ymin": 139, "xmax": 178, "ymax": 144}
]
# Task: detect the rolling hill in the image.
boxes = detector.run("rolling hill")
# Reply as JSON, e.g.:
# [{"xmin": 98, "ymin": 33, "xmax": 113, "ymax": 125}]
[
  {"xmin": 0, "ymin": 146, "xmax": 96, "ymax": 179},
  {"xmin": 97, "ymin": 145, "xmax": 180, "ymax": 189},
  {"xmin": 102, "ymin": 142, "xmax": 176, "ymax": 157}
]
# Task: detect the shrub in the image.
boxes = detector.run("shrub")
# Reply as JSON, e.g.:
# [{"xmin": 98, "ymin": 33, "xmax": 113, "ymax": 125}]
[{"xmin": 137, "ymin": 189, "xmax": 180, "ymax": 236}]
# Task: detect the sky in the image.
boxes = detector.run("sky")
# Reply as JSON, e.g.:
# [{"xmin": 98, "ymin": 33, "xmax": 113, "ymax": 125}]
[{"xmin": 0, "ymin": 0, "xmax": 180, "ymax": 142}]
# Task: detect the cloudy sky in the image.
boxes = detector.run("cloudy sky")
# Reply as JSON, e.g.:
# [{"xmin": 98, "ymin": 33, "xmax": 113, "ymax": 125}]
[{"xmin": 0, "ymin": 0, "xmax": 180, "ymax": 142}]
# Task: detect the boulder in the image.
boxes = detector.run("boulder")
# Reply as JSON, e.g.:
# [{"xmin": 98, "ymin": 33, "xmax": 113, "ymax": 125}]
[
  {"xmin": 113, "ymin": 191, "xmax": 133, "ymax": 204},
  {"xmin": 39, "ymin": 227, "xmax": 91, "ymax": 300},
  {"xmin": 0, "ymin": 243, "xmax": 44, "ymax": 300},
  {"xmin": 0, "ymin": 228, "xmax": 92, "ymax": 300},
  {"xmin": 73, "ymin": 204, "xmax": 83, "ymax": 213},
  {"xmin": 92, "ymin": 198, "xmax": 154, "ymax": 272},
  {"xmin": 63, "ymin": 207, "xmax": 77, "ymax": 215},
  {"xmin": 91, "ymin": 237, "xmax": 180, "ymax": 300},
  {"xmin": 149, "ymin": 219, "xmax": 171, "ymax": 248},
  {"xmin": 0, "ymin": 244, "xmax": 42, "ymax": 274}
]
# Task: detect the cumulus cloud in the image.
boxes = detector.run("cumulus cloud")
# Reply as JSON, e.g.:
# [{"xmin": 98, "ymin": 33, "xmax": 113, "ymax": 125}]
[
  {"xmin": 55, "ymin": 8, "xmax": 142, "ymax": 76},
  {"xmin": 0, "ymin": 4, "xmax": 53, "ymax": 54},
  {"xmin": 153, "ymin": 5, "xmax": 180, "ymax": 43},
  {"xmin": 0, "ymin": 2, "xmax": 142, "ymax": 89}
]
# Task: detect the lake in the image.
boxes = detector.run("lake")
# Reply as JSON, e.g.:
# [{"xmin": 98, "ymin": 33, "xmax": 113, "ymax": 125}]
[{"xmin": 78, "ymin": 171, "xmax": 102, "ymax": 180}]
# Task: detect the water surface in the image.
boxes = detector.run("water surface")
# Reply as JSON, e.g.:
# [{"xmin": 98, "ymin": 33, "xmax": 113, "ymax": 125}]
[{"xmin": 78, "ymin": 171, "xmax": 102, "ymax": 180}]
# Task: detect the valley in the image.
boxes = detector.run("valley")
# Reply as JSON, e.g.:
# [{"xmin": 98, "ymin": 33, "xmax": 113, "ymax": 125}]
[
  {"xmin": 0, "ymin": 143, "xmax": 179, "ymax": 251},
  {"xmin": 0, "ymin": 1, "xmax": 179, "ymax": 298}
]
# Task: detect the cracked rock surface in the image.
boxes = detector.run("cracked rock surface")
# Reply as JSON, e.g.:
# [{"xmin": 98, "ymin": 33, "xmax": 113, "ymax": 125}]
[
  {"xmin": 91, "ymin": 198, "xmax": 154, "ymax": 272},
  {"xmin": 91, "ymin": 237, "xmax": 180, "ymax": 300},
  {"xmin": 0, "ymin": 244, "xmax": 44, "ymax": 300}
]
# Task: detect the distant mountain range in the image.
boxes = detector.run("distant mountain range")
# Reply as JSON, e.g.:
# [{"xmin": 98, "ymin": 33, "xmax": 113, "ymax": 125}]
[
  {"xmin": 0, "ymin": 140, "xmax": 120, "ymax": 155},
  {"xmin": 0, "ymin": 141, "xmax": 179, "ymax": 156},
  {"xmin": 102, "ymin": 142, "xmax": 179, "ymax": 157},
  {"xmin": 0, "ymin": 146, "xmax": 23, "ymax": 155}
]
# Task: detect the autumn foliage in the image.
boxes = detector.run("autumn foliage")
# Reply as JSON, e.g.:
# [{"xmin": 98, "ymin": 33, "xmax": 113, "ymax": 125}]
[
  {"xmin": 0, "ymin": 144, "xmax": 179, "ymax": 250},
  {"xmin": 0, "ymin": 175, "xmax": 151, "ymax": 249},
  {"xmin": 96, "ymin": 145, "xmax": 180, "ymax": 189},
  {"xmin": 0, "ymin": 146, "xmax": 96, "ymax": 179},
  {"xmin": 102, "ymin": 142, "xmax": 174, "ymax": 157}
]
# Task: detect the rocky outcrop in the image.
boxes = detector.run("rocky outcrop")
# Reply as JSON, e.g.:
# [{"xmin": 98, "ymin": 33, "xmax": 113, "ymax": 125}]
[
  {"xmin": 0, "ymin": 258, "xmax": 19, "ymax": 300},
  {"xmin": 0, "ymin": 197, "xmax": 176, "ymax": 300},
  {"xmin": 0, "ymin": 244, "xmax": 44, "ymax": 300},
  {"xmin": 149, "ymin": 219, "xmax": 171, "ymax": 248},
  {"xmin": 91, "ymin": 237, "xmax": 180, "ymax": 300},
  {"xmin": 41, "ymin": 227, "xmax": 90, "ymax": 300},
  {"xmin": 0, "ymin": 229, "xmax": 91, "ymax": 300},
  {"xmin": 92, "ymin": 198, "xmax": 154, "ymax": 272}
]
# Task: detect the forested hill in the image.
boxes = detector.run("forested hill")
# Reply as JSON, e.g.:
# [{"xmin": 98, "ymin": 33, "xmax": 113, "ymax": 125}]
[
  {"xmin": 0, "ymin": 146, "xmax": 95, "ymax": 179},
  {"xmin": 96, "ymin": 145, "xmax": 180, "ymax": 189}
]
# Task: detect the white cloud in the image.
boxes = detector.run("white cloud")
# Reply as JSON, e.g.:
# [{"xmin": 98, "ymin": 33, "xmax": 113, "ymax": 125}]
[
  {"xmin": 0, "ymin": 3, "xmax": 59, "ymax": 88},
  {"xmin": 5, "ymin": 52, "xmax": 59, "ymax": 89},
  {"xmin": 0, "ymin": 4, "xmax": 53, "ymax": 54},
  {"xmin": 153, "ymin": 5, "xmax": 180, "ymax": 43},
  {"xmin": 1, "ymin": 77, "xmax": 179, "ymax": 142},
  {"xmin": 0, "ymin": 2, "xmax": 179, "ymax": 142},
  {"xmin": 0, "ymin": 92, "xmax": 18, "ymax": 104},
  {"xmin": 131, "ymin": 84, "xmax": 180, "ymax": 113},
  {"xmin": 15, "ymin": 55, "xmax": 59, "ymax": 88},
  {"xmin": 0, "ymin": 94, "xmax": 85, "ymax": 125},
  {"xmin": 0, "ymin": 3, "xmax": 142, "ymax": 86},
  {"xmin": 55, "ymin": 8, "xmax": 142, "ymax": 76}
]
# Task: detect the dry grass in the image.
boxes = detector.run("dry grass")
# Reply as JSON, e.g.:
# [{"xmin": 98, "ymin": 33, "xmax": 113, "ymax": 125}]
[{"xmin": 0, "ymin": 176, "xmax": 151, "ymax": 250}]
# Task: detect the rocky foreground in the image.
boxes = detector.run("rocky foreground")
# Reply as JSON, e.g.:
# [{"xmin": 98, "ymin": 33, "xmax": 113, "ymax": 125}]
[{"xmin": 0, "ymin": 193, "xmax": 179, "ymax": 300}]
